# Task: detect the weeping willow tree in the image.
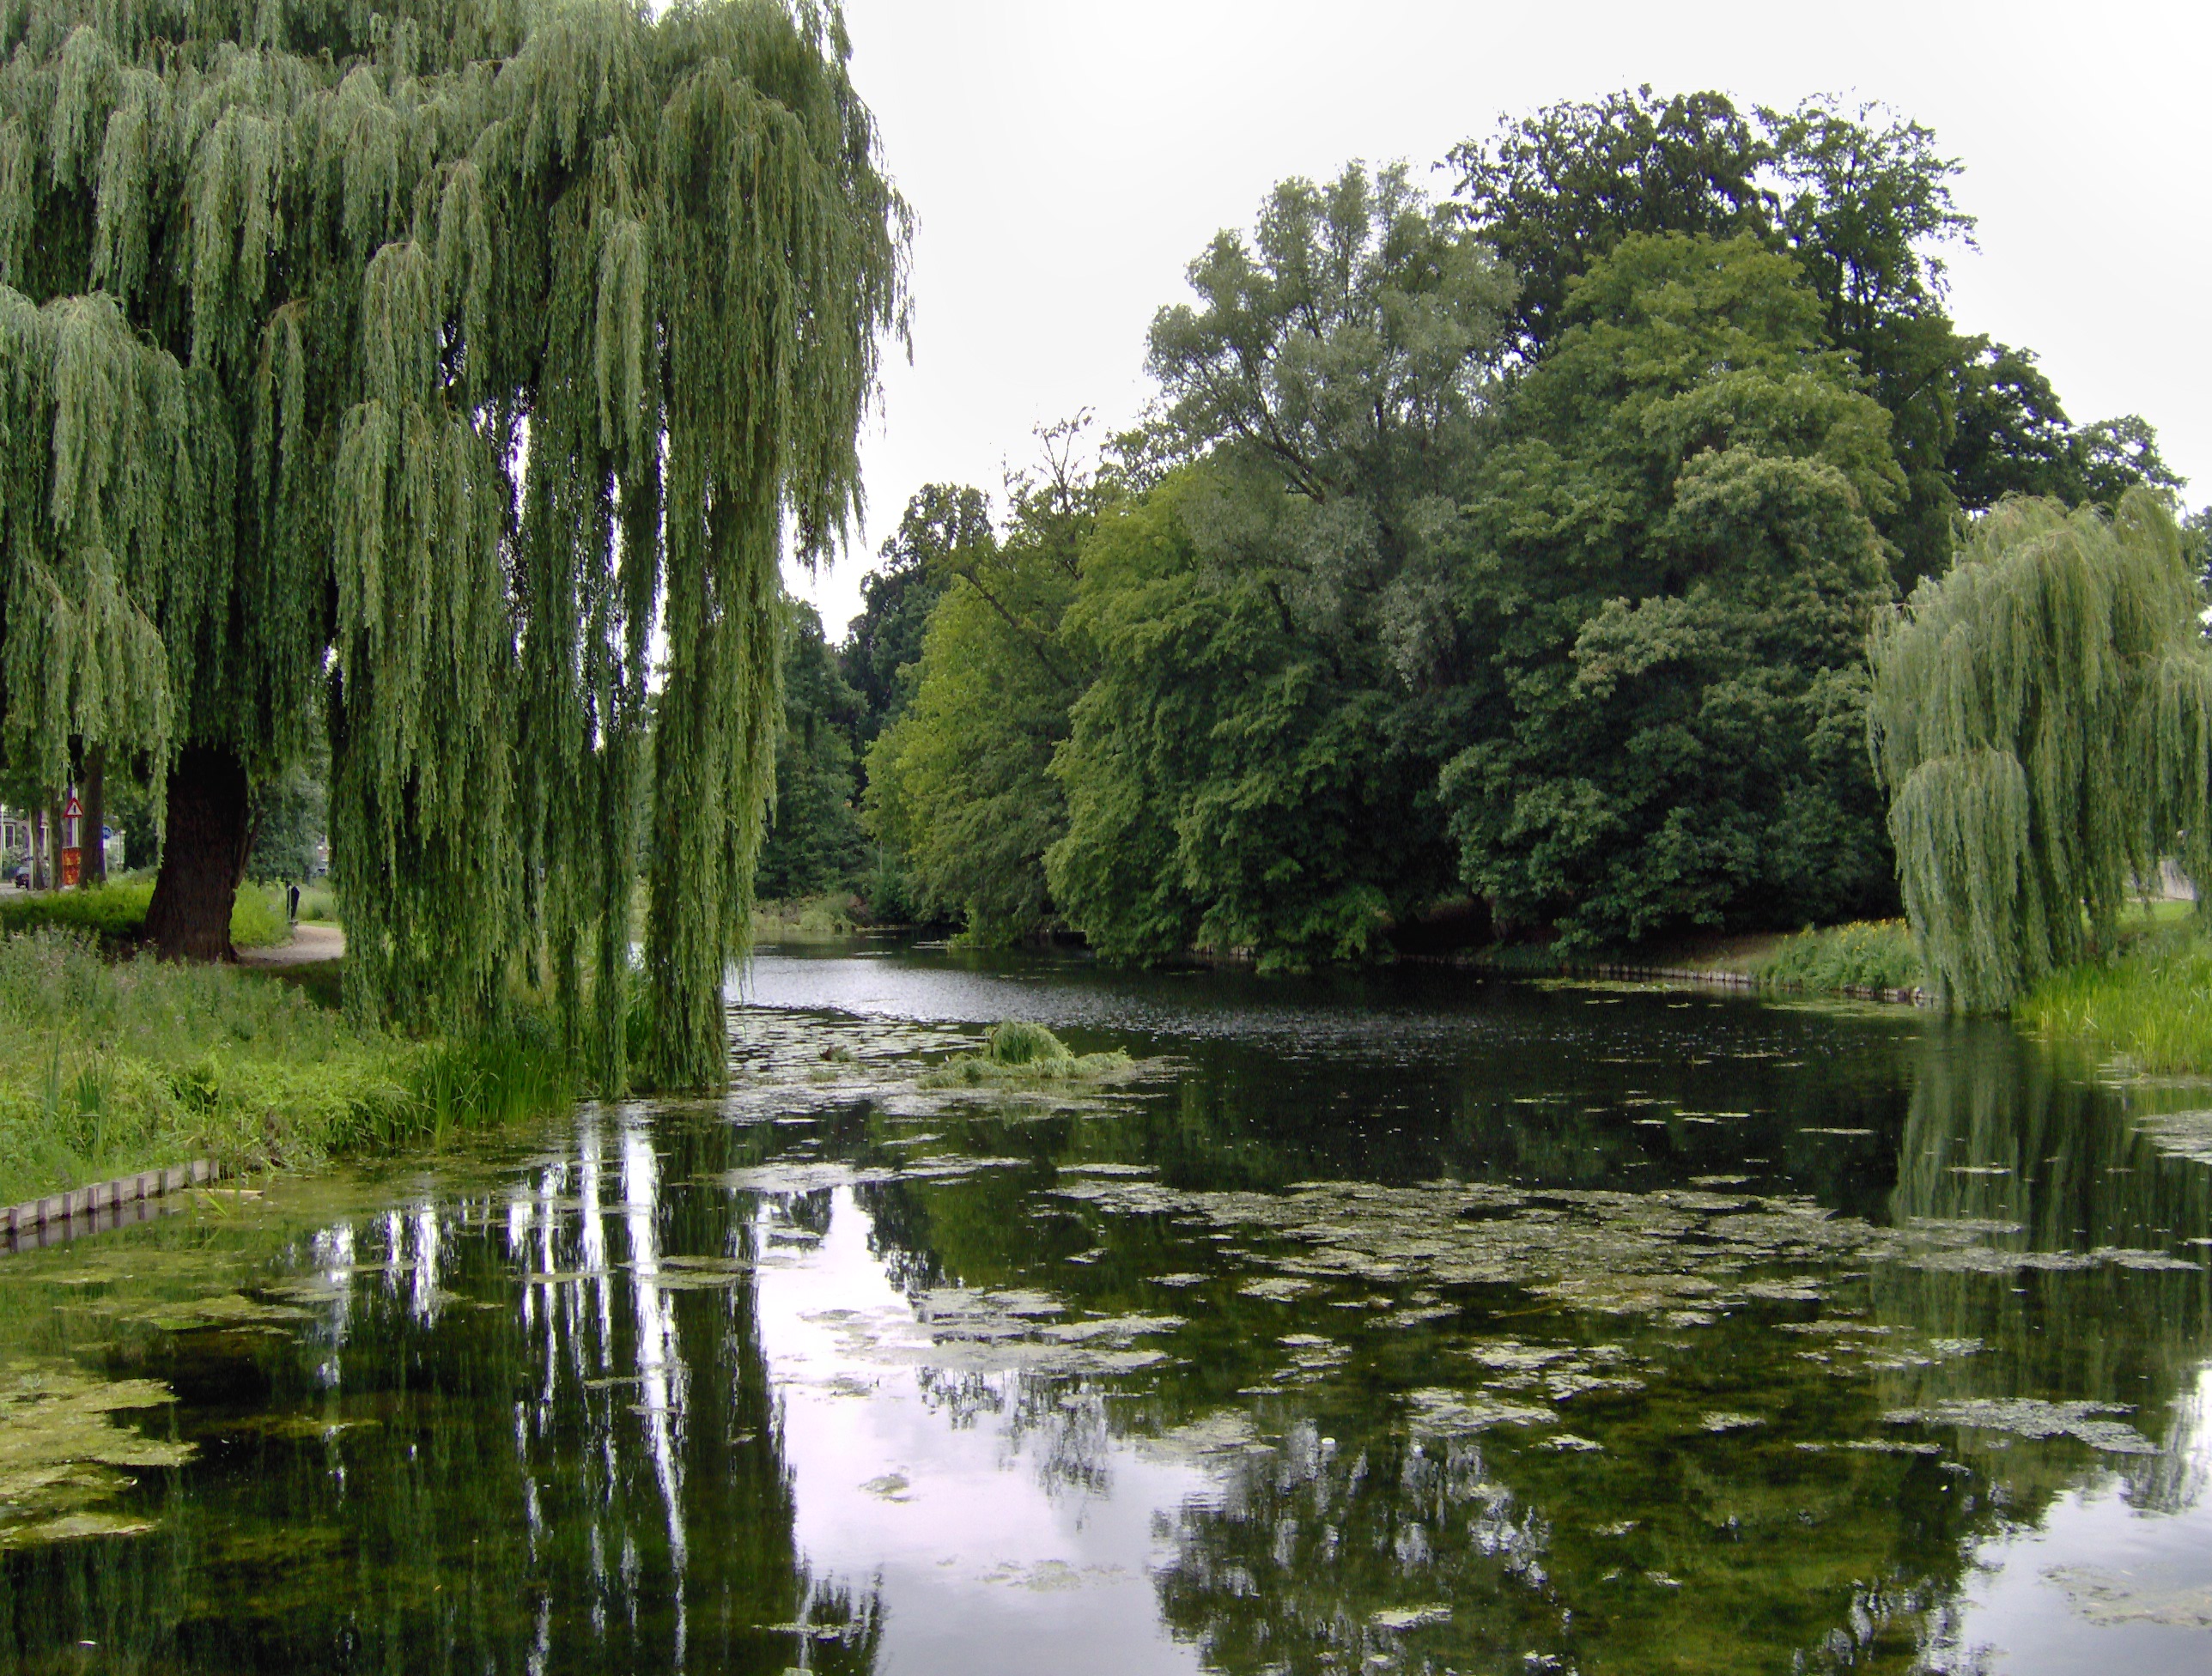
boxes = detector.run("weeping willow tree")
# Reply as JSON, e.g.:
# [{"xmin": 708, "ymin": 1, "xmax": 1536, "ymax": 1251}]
[
  {"xmin": 0, "ymin": 0, "xmax": 907, "ymax": 1090},
  {"xmin": 1868, "ymin": 489, "xmax": 2212, "ymax": 1011}
]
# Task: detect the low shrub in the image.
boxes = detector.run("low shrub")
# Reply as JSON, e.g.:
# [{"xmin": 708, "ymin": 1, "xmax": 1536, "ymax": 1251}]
[
  {"xmin": 228, "ymin": 884, "xmax": 292, "ymax": 948},
  {"xmin": 0, "ymin": 878, "xmax": 297, "ymax": 949},
  {"xmin": 752, "ymin": 893, "xmax": 860, "ymax": 942},
  {"xmin": 0, "ymin": 880, "xmax": 155, "ymax": 942},
  {"xmin": 1756, "ymin": 920, "xmax": 1926, "ymax": 995},
  {"xmin": 984, "ymin": 1018, "xmax": 1069, "ymax": 1066}
]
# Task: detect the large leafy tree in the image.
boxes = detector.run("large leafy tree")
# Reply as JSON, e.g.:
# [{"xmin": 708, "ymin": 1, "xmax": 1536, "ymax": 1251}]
[
  {"xmin": 1949, "ymin": 343, "xmax": 2187, "ymax": 513},
  {"xmin": 1759, "ymin": 98, "xmax": 1974, "ymax": 589},
  {"xmin": 840, "ymin": 483, "xmax": 970, "ymax": 748},
  {"xmin": 1443, "ymin": 234, "xmax": 1903, "ymax": 946},
  {"xmin": 1450, "ymin": 89, "xmax": 2179, "ymax": 592},
  {"xmin": 1048, "ymin": 164, "xmax": 1513, "ymax": 968},
  {"xmin": 0, "ymin": 0, "xmax": 905, "ymax": 1090},
  {"xmin": 1448, "ymin": 86, "xmax": 1769, "ymax": 357},
  {"xmin": 864, "ymin": 436, "xmax": 1103, "ymax": 943},
  {"xmin": 1869, "ymin": 492, "xmax": 2212, "ymax": 1011}
]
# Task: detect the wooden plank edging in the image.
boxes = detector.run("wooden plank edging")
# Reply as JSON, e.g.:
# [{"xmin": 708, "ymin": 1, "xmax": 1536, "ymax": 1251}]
[
  {"xmin": 1568, "ymin": 960, "xmax": 1930, "ymax": 1007},
  {"xmin": 1, "ymin": 1158, "xmax": 219, "ymax": 1254}
]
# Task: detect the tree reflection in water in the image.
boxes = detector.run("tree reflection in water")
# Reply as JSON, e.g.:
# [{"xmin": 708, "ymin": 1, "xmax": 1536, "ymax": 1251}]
[
  {"xmin": 6, "ymin": 957, "xmax": 2212, "ymax": 1675},
  {"xmin": 0, "ymin": 1104, "xmax": 880, "ymax": 1675},
  {"xmin": 822, "ymin": 990, "xmax": 2212, "ymax": 1675}
]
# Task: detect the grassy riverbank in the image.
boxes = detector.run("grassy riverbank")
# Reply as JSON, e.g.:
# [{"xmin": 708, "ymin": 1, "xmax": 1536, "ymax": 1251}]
[
  {"xmin": 1690, "ymin": 906, "xmax": 2212, "ymax": 1076},
  {"xmin": 2015, "ymin": 914, "xmax": 2212, "ymax": 1075},
  {"xmin": 0, "ymin": 929, "xmax": 570, "ymax": 1208}
]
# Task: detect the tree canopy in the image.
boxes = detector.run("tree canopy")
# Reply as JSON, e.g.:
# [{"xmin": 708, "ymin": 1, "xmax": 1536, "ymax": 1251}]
[
  {"xmin": 1447, "ymin": 88, "xmax": 2175, "ymax": 593},
  {"xmin": 848, "ymin": 105, "xmax": 2196, "ymax": 975},
  {"xmin": 0, "ymin": 0, "xmax": 906, "ymax": 1089},
  {"xmin": 1047, "ymin": 165, "xmax": 1512, "ymax": 967},
  {"xmin": 1869, "ymin": 492, "xmax": 2212, "ymax": 1011},
  {"xmin": 841, "ymin": 484, "xmax": 969, "ymax": 748},
  {"xmin": 754, "ymin": 601, "xmax": 865, "ymax": 902},
  {"xmin": 1442, "ymin": 233, "xmax": 1903, "ymax": 947},
  {"xmin": 864, "ymin": 440, "xmax": 1103, "ymax": 942}
]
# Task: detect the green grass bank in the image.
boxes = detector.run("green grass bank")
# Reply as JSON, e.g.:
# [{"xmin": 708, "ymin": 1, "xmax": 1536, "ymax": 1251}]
[
  {"xmin": 1471, "ymin": 902, "xmax": 2212, "ymax": 1077},
  {"xmin": 0, "ymin": 928, "xmax": 571, "ymax": 1210},
  {"xmin": 2014, "ymin": 911, "xmax": 2212, "ymax": 1076}
]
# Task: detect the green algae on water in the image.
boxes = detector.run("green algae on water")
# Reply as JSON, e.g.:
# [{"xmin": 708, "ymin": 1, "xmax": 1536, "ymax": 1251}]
[
  {"xmin": 1882, "ymin": 1398, "xmax": 2160, "ymax": 1454},
  {"xmin": 0, "ymin": 1363, "xmax": 190, "ymax": 1548}
]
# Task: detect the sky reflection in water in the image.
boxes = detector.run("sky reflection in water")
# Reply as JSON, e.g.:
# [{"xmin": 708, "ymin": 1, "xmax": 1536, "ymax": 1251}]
[{"xmin": 1, "ymin": 941, "xmax": 2210, "ymax": 1673}]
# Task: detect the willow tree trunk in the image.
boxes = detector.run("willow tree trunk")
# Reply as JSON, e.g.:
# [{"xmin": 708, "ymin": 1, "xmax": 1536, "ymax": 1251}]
[
  {"xmin": 144, "ymin": 744, "xmax": 252, "ymax": 961},
  {"xmin": 81, "ymin": 745, "xmax": 106, "ymax": 887}
]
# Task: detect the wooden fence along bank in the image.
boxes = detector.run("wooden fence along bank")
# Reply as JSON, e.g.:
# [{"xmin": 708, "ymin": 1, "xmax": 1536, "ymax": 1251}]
[{"xmin": 2, "ymin": 1159, "xmax": 222, "ymax": 1254}]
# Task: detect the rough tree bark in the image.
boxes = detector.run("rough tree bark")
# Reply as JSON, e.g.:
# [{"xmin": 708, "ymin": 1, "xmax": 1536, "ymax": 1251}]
[
  {"xmin": 143, "ymin": 744, "xmax": 252, "ymax": 961},
  {"xmin": 82, "ymin": 744, "xmax": 106, "ymax": 887}
]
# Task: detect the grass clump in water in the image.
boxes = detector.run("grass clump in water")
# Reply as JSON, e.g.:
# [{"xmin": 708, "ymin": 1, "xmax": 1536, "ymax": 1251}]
[
  {"xmin": 0, "ymin": 929, "xmax": 571, "ymax": 1205},
  {"xmin": 920, "ymin": 1019, "xmax": 1132, "ymax": 1088},
  {"xmin": 2015, "ymin": 912, "xmax": 2212, "ymax": 1075},
  {"xmin": 1756, "ymin": 920, "xmax": 1925, "ymax": 996}
]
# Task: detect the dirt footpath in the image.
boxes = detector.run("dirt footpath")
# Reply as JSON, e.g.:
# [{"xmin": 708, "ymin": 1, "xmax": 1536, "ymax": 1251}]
[{"xmin": 238, "ymin": 923, "xmax": 346, "ymax": 967}]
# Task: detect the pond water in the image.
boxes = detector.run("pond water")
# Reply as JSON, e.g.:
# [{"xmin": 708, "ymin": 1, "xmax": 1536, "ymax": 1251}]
[{"xmin": 5, "ymin": 941, "xmax": 2212, "ymax": 1673}]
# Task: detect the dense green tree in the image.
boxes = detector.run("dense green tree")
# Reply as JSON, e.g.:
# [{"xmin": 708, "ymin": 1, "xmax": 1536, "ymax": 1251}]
[
  {"xmin": 1447, "ymin": 87, "xmax": 1770, "ymax": 355},
  {"xmin": 1951, "ymin": 344, "xmax": 2189, "ymax": 531},
  {"xmin": 1947, "ymin": 343, "xmax": 2082, "ymax": 510},
  {"xmin": 865, "ymin": 436, "xmax": 1103, "ymax": 942},
  {"xmin": 0, "ymin": 0, "xmax": 905, "ymax": 1090},
  {"xmin": 755, "ymin": 601, "xmax": 866, "ymax": 900},
  {"xmin": 842, "ymin": 485, "xmax": 970, "ymax": 747},
  {"xmin": 1051, "ymin": 470, "xmax": 1467, "ymax": 967},
  {"xmin": 1443, "ymin": 234, "xmax": 1903, "ymax": 947},
  {"xmin": 1868, "ymin": 492, "xmax": 2212, "ymax": 1011},
  {"xmin": 1450, "ymin": 91, "xmax": 2180, "ymax": 592},
  {"xmin": 1049, "ymin": 164, "xmax": 1512, "ymax": 968},
  {"xmin": 1760, "ymin": 98, "xmax": 1973, "ymax": 587}
]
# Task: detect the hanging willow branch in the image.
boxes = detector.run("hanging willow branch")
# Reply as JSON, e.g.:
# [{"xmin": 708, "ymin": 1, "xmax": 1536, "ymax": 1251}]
[
  {"xmin": 1868, "ymin": 490, "xmax": 2212, "ymax": 1011},
  {"xmin": 0, "ymin": 0, "xmax": 908, "ymax": 1089}
]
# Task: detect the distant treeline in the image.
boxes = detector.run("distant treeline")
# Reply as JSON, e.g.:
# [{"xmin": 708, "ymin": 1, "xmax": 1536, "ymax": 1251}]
[{"xmin": 761, "ymin": 90, "xmax": 2203, "ymax": 968}]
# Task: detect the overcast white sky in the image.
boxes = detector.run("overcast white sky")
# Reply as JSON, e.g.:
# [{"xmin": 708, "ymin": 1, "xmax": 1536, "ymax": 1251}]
[{"xmin": 785, "ymin": 0, "xmax": 2210, "ymax": 638}]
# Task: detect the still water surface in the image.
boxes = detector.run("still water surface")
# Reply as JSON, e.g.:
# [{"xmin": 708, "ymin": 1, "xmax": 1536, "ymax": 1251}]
[{"xmin": 4, "ymin": 942, "xmax": 2212, "ymax": 1673}]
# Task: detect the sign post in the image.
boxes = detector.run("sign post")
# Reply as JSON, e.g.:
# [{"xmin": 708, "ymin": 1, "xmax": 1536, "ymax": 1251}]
[{"xmin": 59, "ymin": 788, "xmax": 81, "ymax": 889}]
